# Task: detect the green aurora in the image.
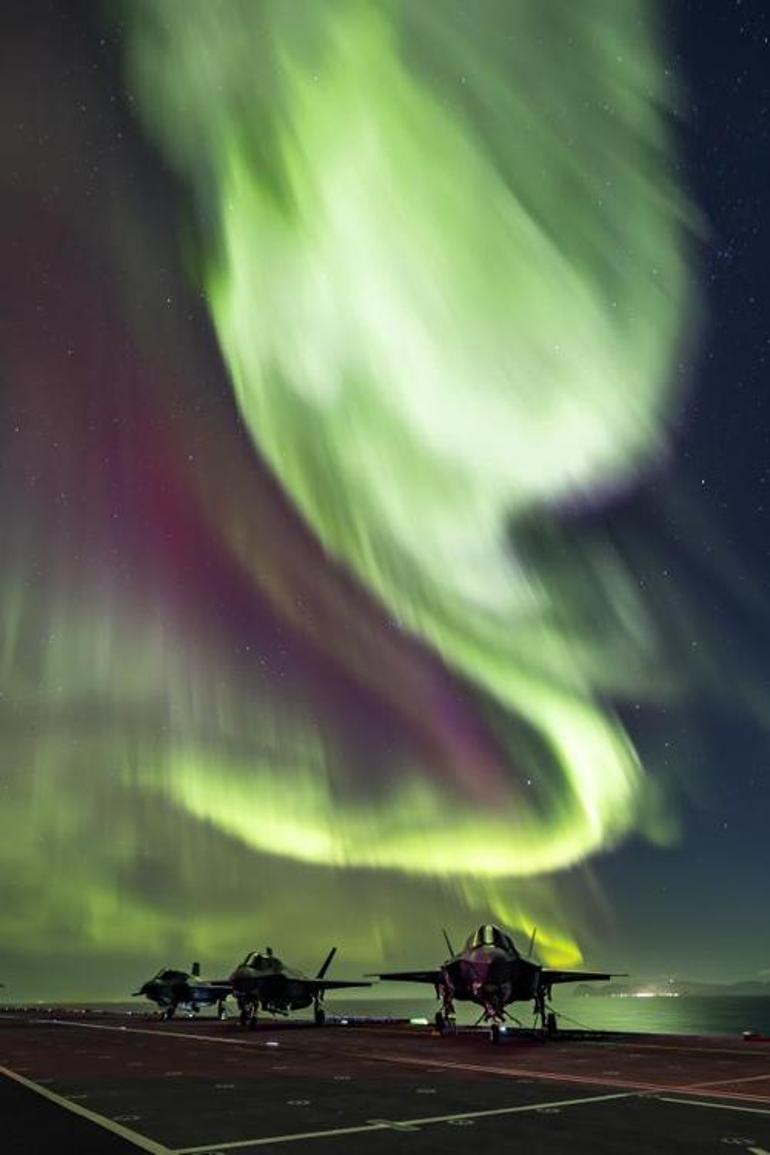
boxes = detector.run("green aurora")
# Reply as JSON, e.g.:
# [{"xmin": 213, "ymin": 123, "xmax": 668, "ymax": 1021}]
[
  {"xmin": 125, "ymin": 0, "xmax": 693, "ymax": 873},
  {"xmin": 0, "ymin": 1, "xmax": 701, "ymax": 995}
]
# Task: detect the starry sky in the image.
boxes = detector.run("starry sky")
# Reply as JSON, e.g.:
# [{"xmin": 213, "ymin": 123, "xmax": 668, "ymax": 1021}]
[{"xmin": 1, "ymin": 0, "xmax": 769, "ymax": 1000}]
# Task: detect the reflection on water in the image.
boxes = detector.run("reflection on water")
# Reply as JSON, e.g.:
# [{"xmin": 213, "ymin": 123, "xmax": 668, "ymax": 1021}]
[{"xmin": 549, "ymin": 994, "xmax": 770, "ymax": 1037}]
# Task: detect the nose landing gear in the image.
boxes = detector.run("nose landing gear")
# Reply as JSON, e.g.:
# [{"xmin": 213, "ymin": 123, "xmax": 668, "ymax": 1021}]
[{"xmin": 239, "ymin": 1000, "xmax": 258, "ymax": 1029}]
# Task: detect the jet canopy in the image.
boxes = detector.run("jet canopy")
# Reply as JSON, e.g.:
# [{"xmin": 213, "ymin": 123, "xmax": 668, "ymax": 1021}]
[
  {"xmin": 464, "ymin": 925, "xmax": 519, "ymax": 954},
  {"xmin": 243, "ymin": 950, "xmax": 282, "ymax": 972},
  {"xmin": 153, "ymin": 968, "xmax": 187, "ymax": 982}
]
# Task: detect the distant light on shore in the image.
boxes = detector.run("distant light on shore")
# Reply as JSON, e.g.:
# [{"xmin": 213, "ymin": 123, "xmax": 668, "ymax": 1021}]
[{"xmin": 617, "ymin": 991, "xmax": 680, "ymax": 999}]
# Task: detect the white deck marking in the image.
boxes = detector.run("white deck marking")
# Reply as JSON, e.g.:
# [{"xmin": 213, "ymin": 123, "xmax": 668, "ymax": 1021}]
[
  {"xmin": 356, "ymin": 1049, "xmax": 672, "ymax": 1094},
  {"xmin": 33, "ymin": 1020, "xmax": 266, "ymax": 1051},
  {"xmin": 28, "ymin": 1019, "xmax": 663, "ymax": 1093},
  {"xmin": 173, "ymin": 1091, "xmax": 633, "ymax": 1152},
  {"xmin": 659, "ymin": 1097, "xmax": 770, "ymax": 1117},
  {"xmin": 367, "ymin": 1118, "xmax": 420, "ymax": 1132},
  {"xmin": 684, "ymin": 1072, "xmax": 770, "ymax": 1091},
  {"xmin": 356, "ymin": 1049, "xmax": 770, "ymax": 1105},
  {"xmin": 18, "ymin": 1019, "xmax": 770, "ymax": 1114},
  {"xmin": 5, "ymin": 1018, "xmax": 765, "ymax": 1059},
  {"xmin": 0, "ymin": 1065, "xmax": 171, "ymax": 1154},
  {"xmin": 175, "ymin": 1122, "xmax": 392, "ymax": 1152}
]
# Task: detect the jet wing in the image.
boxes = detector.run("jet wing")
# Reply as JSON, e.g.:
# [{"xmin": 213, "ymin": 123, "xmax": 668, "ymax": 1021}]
[
  {"xmin": 195, "ymin": 981, "xmax": 233, "ymax": 997},
  {"xmin": 540, "ymin": 969, "xmax": 624, "ymax": 986},
  {"xmin": 373, "ymin": 970, "xmax": 442, "ymax": 985},
  {"xmin": 313, "ymin": 979, "xmax": 372, "ymax": 992}
]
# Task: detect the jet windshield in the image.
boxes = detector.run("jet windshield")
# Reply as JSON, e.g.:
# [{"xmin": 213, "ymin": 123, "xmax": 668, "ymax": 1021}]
[
  {"xmin": 245, "ymin": 951, "xmax": 282, "ymax": 971},
  {"xmin": 465, "ymin": 925, "xmax": 518, "ymax": 954},
  {"xmin": 154, "ymin": 968, "xmax": 186, "ymax": 982}
]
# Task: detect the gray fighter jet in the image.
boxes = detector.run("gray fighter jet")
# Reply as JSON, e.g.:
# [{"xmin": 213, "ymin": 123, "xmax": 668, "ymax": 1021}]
[
  {"xmin": 375, "ymin": 923, "xmax": 623, "ymax": 1037},
  {"xmin": 230, "ymin": 946, "xmax": 370, "ymax": 1027},
  {"xmin": 132, "ymin": 962, "xmax": 232, "ymax": 1020}
]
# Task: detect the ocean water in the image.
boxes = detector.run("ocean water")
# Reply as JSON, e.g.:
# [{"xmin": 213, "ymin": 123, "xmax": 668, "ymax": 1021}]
[
  {"xmin": 543, "ymin": 993, "xmax": 770, "ymax": 1037},
  {"xmin": 79, "ymin": 994, "xmax": 770, "ymax": 1038}
]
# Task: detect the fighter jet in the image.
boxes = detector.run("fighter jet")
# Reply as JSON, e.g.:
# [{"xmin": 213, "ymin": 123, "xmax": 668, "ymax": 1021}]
[
  {"xmin": 374, "ymin": 924, "xmax": 623, "ymax": 1038},
  {"xmin": 132, "ymin": 962, "xmax": 232, "ymax": 1020},
  {"xmin": 230, "ymin": 946, "xmax": 370, "ymax": 1027}
]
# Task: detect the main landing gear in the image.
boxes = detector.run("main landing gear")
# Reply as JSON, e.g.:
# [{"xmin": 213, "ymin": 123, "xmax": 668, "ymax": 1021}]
[
  {"xmin": 434, "ymin": 986, "xmax": 457, "ymax": 1035},
  {"xmin": 434, "ymin": 1009, "xmax": 456, "ymax": 1034},
  {"xmin": 314, "ymin": 999, "xmax": 326, "ymax": 1027},
  {"xmin": 217, "ymin": 999, "xmax": 228, "ymax": 1021},
  {"xmin": 534, "ymin": 987, "xmax": 558, "ymax": 1037}
]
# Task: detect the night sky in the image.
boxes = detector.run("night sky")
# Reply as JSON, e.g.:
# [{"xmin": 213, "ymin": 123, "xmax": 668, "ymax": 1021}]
[{"xmin": 1, "ymin": 0, "xmax": 769, "ymax": 1000}]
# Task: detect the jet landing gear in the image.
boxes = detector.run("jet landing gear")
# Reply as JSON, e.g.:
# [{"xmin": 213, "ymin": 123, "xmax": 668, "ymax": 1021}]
[
  {"xmin": 473, "ymin": 1005, "xmax": 512, "ymax": 1043},
  {"xmin": 434, "ymin": 1009, "xmax": 456, "ymax": 1034},
  {"xmin": 534, "ymin": 987, "xmax": 558, "ymax": 1038},
  {"xmin": 434, "ymin": 988, "xmax": 457, "ymax": 1035},
  {"xmin": 239, "ymin": 1001, "xmax": 258, "ymax": 1030},
  {"xmin": 217, "ymin": 999, "xmax": 228, "ymax": 1021},
  {"xmin": 313, "ymin": 999, "xmax": 326, "ymax": 1027}
]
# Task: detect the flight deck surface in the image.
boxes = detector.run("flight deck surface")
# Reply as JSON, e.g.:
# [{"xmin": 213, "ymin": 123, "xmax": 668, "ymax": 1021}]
[{"xmin": 3, "ymin": 1010, "xmax": 770, "ymax": 1153}]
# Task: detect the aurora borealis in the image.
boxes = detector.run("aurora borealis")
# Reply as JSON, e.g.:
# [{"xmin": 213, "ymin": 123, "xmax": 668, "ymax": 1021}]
[
  {"xmin": 123, "ymin": 0, "xmax": 694, "ymax": 874},
  {"xmin": 2, "ymin": 0, "xmax": 770, "ymax": 999}
]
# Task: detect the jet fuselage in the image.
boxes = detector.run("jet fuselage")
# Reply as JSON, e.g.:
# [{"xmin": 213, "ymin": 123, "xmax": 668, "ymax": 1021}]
[
  {"xmin": 442, "ymin": 943, "xmax": 540, "ymax": 1016},
  {"xmin": 230, "ymin": 965, "xmax": 315, "ymax": 1013},
  {"xmin": 135, "ymin": 967, "xmax": 230, "ymax": 1018}
]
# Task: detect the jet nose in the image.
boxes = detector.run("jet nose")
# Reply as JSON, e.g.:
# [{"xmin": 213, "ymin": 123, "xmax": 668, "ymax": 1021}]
[
  {"xmin": 458, "ymin": 954, "xmax": 511, "ymax": 995},
  {"xmin": 487, "ymin": 957, "xmax": 512, "ymax": 986},
  {"xmin": 458, "ymin": 958, "xmax": 488, "ymax": 989}
]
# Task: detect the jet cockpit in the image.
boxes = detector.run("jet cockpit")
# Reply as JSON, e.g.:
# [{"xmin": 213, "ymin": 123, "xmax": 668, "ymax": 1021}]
[
  {"xmin": 464, "ymin": 925, "xmax": 519, "ymax": 954},
  {"xmin": 243, "ymin": 949, "xmax": 282, "ymax": 972}
]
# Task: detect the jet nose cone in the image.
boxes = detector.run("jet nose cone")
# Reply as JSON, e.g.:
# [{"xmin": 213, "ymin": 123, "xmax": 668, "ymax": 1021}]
[
  {"xmin": 457, "ymin": 953, "xmax": 511, "ymax": 994},
  {"xmin": 458, "ymin": 958, "xmax": 488, "ymax": 988},
  {"xmin": 487, "ymin": 957, "xmax": 512, "ymax": 986}
]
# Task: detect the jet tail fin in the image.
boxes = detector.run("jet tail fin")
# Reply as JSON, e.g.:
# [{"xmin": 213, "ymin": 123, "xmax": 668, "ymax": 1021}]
[
  {"xmin": 317, "ymin": 947, "xmax": 337, "ymax": 979},
  {"xmin": 191, "ymin": 961, "xmax": 201, "ymax": 977},
  {"xmin": 526, "ymin": 928, "xmax": 537, "ymax": 959}
]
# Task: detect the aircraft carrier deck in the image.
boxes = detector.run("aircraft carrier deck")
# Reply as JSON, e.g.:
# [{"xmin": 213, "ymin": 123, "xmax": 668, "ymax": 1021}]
[{"xmin": 3, "ymin": 1009, "xmax": 770, "ymax": 1153}]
